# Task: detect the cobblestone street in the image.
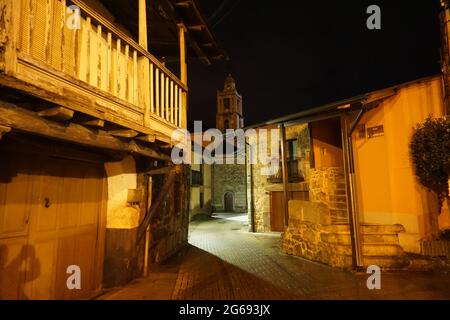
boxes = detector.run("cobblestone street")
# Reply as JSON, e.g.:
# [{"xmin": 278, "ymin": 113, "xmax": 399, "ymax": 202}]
[{"xmin": 101, "ymin": 214, "xmax": 450, "ymax": 300}]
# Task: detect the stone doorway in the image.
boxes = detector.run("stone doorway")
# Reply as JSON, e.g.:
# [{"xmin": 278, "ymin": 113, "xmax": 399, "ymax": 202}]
[{"xmin": 224, "ymin": 192, "xmax": 234, "ymax": 212}]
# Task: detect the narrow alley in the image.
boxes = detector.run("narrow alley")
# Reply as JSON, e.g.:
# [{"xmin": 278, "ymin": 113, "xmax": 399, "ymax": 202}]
[{"xmin": 100, "ymin": 214, "xmax": 450, "ymax": 300}]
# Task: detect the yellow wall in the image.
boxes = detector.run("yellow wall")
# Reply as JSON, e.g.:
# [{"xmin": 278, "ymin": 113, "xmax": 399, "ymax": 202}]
[
  {"xmin": 104, "ymin": 156, "xmax": 141, "ymax": 229},
  {"xmin": 189, "ymin": 160, "xmax": 213, "ymax": 218},
  {"xmin": 313, "ymin": 140, "xmax": 344, "ymax": 169},
  {"xmin": 353, "ymin": 76, "xmax": 445, "ymax": 253}
]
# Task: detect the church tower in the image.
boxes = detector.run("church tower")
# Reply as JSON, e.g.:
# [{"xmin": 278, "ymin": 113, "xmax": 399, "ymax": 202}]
[{"xmin": 216, "ymin": 75, "xmax": 244, "ymax": 132}]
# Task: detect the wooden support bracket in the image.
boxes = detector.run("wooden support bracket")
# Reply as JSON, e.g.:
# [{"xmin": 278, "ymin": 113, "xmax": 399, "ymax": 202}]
[
  {"xmin": 108, "ymin": 129, "xmax": 139, "ymax": 139},
  {"xmin": 81, "ymin": 118, "xmax": 105, "ymax": 128},
  {"xmin": 38, "ymin": 106, "xmax": 74, "ymax": 121},
  {"xmin": 0, "ymin": 125, "xmax": 11, "ymax": 140}
]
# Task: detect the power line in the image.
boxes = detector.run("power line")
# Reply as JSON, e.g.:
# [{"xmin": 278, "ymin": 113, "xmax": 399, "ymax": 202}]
[
  {"xmin": 212, "ymin": 0, "xmax": 242, "ymax": 28},
  {"xmin": 208, "ymin": 0, "xmax": 233, "ymax": 24}
]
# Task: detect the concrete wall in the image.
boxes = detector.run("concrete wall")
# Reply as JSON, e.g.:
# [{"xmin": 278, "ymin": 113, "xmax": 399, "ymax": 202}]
[{"xmin": 352, "ymin": 76, "xmax": 445, "ymax": 253}]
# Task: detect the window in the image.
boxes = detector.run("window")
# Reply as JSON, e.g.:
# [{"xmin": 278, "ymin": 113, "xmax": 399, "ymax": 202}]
[
  {"xmin": 287, "ymin": 139, "xmax": 298, "ymax": 161},
  {"xmin": 224, "ymin": 98, "xmax": 231, "ymax": 111},
  {"xmin": 191, "ymin": 170, "xmax": 203, "ymax": 186},
  {"xmin": 267, "ymin": 139, "xmax": 302, "ymax": 183}
]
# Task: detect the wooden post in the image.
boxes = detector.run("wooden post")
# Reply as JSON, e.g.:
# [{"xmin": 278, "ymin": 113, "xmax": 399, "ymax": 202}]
[
  {"xmin": 138, "ymin": 0, "xmax": 151, "ymax": 127},
  {"xmin": 178, "ymin": 24, "xmax": 187, "ymax": 85},
  {"xmin": 139, "ymin": 0, "xmax": 148, "ymax": 50},
  {"xmin": 0, "ymin": 0, "xmax": 18, "ymax": 75},
  {"xmin": 143, "ymin": 175, "xmax": 152, "ymax": 277},
  {"xmin": 280, "ymin": 124, "xmax": 290, "ymax": 229}
]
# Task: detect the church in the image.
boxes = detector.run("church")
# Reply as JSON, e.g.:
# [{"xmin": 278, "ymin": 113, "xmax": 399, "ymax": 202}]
[
  {"xmin": 212, "ymin": 75, "xmax": 247, "ymax": 213},
  {"xmin": 189, "ymin": 75, "xmax": 247, "ymax": 218}
]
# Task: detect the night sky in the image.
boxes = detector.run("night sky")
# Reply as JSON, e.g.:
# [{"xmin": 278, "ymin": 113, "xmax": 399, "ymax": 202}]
[{"xmin": 187, "ymin": 0, "xmax": 442, "ymax": 130}]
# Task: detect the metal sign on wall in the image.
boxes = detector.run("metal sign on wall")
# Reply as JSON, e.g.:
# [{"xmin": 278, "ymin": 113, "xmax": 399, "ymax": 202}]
[{"xmin": 367, "ymin": 125, "xmax": 385, "ymax": 138}]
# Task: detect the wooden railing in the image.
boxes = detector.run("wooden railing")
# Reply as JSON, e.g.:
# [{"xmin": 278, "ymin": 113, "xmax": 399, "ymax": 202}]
[{"xmin": 7, "ymin": 0, "xmax": 187, "ymax": 130}]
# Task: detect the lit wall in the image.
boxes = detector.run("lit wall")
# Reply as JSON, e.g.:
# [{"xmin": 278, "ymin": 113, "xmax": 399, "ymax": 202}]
[{"xmin": 352, "ymin": 76, "xmax": 445, "ymax": 253}]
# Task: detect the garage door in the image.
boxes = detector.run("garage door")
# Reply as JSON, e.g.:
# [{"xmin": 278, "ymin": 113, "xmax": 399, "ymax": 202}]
[{"xmin": 0, "ymin": 138, "xmax": 106, "ymax": 300}]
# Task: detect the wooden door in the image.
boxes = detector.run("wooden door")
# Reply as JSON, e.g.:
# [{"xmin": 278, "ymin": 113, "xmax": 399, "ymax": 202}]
[
  {"xmin": 224, "ymin": 192, "xmax": 234, "ymax": 212},
  {"xmin": 270, "ymin": 192, "xmax": 286, "ymax": 232},
  {"xmin": 0, "ymin": 143, "xmax": 105, "ymax": 300},
  {"xmin": 0, "ymin": 156, "xmax": 35, "ymax": 299}
]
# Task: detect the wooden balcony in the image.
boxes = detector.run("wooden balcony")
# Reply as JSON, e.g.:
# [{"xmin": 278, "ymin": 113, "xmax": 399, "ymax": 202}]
[{"xmin": 0, "ymin": 0, "xmax": 189, "ymax": 145}]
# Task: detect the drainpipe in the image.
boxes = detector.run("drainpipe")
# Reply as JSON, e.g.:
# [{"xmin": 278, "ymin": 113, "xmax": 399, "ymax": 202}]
[
  {"xmin": 342, "ymin": 106, "xmax": 366, "ymax": 270},
  {"xmin": 280, "ymin": 124, "xmax": 290, "ymax": 229},
  {"xmin": 246, "ymin": 138, "xmax": 256, "ymax": 233}
]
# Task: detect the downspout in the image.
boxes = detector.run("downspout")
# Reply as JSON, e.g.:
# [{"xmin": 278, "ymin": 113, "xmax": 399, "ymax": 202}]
[
  {"xmin": 342, "ymin": 105, "xmax": 367, "ymax": 270},
  {"xmin": 246, "ymin": 138, "xmax": 256, "ymax": 233}
]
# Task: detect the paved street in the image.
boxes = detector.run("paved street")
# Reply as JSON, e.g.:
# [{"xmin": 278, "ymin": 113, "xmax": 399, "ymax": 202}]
[{"xmin": 101, "ymin": 214, "xmax": 450, "ymax": 300}]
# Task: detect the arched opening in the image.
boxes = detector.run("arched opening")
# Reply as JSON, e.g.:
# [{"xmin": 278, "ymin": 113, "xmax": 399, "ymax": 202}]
[{"xmin": 224, "ymin": 192, "xmax": 234, "ymax": 212}]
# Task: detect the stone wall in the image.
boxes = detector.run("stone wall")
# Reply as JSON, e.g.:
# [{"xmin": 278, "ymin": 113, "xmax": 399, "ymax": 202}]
[
  {"xmin": 309, "ymin": 167, "xmax": 348, "ymax": 222},
  {"xmin": 103, "ymin": 158, "xmax": 190, "ymax": 288},
  {"xmin": 148, "ymin": 168, "xmax": 190, "ymax": 264},
  {"xmin": 248, "ymin": 124, "xmax": 311, "ymax": 232},
  {"xmin": 282, "ymin": 215, "xmax": 409, "ymax": 269},
  {"xmin": 249, "ymin": 160, "xmax": 272, "ymax": 232},
  {"xmin": 212, "ymin": 163, "xmax": 247, "ymax": 212}
]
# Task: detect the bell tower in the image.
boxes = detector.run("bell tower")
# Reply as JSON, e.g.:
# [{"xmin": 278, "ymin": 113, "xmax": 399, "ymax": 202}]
[{"xmin": 216, "ymin": 75, "xmax": 244, "ymax": 132}]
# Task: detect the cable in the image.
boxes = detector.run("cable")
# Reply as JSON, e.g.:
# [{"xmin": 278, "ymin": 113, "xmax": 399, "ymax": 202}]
[
  {"xmin": 212, "ymin": 0, "xmax": 242, "ymax": 28},
  {"xmin": 208, "ymin": 0, "xmax": 233, "ymax": 24}
]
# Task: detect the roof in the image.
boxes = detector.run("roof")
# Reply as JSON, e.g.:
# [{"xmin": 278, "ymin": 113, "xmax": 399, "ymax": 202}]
[
  {"xmin": 97, "ymin": 0, "xmax": 225, "ymax": 65},
  {"xmin": 246, "ymin": 74, "xmax": 442, "ymax": 129}
]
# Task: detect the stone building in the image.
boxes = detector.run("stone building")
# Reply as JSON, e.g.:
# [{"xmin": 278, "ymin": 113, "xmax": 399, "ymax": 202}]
[
  {"xmin": 248, "ymin": 75, "xmax": 449, "ymax": 270},
  {"xmin": 211, "ymin": 75, "xmax": 247, "ymax": 213}
]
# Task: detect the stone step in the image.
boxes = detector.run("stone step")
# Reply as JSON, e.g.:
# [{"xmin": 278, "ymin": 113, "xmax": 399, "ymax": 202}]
[
  {"xmin": 322, "ymin": 232, "xmax": 400, "ymax": 246},
  {"xmin": 362, "ymin": 244, "xmax": 404, "ymax": 256},
  {"xmin": 361, "ymin": 224, "xmax": 405, "ymax": 234},
  {"xmin": 328, "ymin": 202, "xmax": 348, "ymax": 210},
  {"xmin": 362, "ymin": 255, "xmax": 410, "ymax": 269}
]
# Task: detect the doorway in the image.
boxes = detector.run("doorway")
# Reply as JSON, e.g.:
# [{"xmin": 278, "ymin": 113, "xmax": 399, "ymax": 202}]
[{"xmin": 224, "ymin": 192, "xmax": 234, "ymax": 212}]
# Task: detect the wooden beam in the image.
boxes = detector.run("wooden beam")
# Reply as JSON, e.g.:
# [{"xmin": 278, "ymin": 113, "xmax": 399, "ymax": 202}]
[
  {"xmin": 188, "ymin": 25, "xmax": 204, "ymax": 32},
  {"xmin": 108, "ymin": 129, "xmax": 139, "ymax": 138},
  {"xmin": 0, "ymin": 124, "xmax": 11, "ymax": 140},
  {"xmin": 38, "ymin": 106, "xmax": 74, "ymax": 121},
  {"xmin": 137, "ymin": 167, "xmax": 178, "ymax": 242},
  {"xmin": 137, "ymin": 134, "xmax": 156, "ymax": 143},
  {"xmin": 81, "ymin": 118, "xmax": 105, "ymax": 128},
  {"xmin": 146, "ymin": 166, "xmax": 173, "ymax": 176},
  {"xmin": 146, "ymin": 165, "xmax": 182, "ymax": 176},
  {"xmin": 174, "ymin": 1, "xmax": 190, "ymax": 9},
  {"xmin": 0, "ymin": 101, "xmax": 171, "ymax": 161}
]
